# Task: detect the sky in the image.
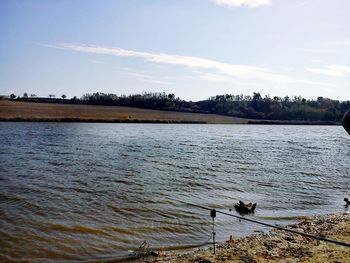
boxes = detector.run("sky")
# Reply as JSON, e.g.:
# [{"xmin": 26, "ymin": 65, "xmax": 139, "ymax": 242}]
[{"xmin": 0, "ymin": 0, "xmax": 349, "ymax": 101}]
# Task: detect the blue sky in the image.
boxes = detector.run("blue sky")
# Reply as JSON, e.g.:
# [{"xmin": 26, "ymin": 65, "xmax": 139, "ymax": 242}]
[{"xmin": 1, "ymin": 0, "xmax": 349, "ymax": 101}]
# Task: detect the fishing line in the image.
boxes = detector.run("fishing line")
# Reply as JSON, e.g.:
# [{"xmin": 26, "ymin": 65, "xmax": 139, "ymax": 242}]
[{"xmin": 168, "ymin": 197, "xmax": 350, "ymax": 248}]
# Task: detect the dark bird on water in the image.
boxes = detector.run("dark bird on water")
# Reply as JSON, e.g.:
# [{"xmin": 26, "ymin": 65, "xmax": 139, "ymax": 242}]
[
  {"xmin": 234, "ymin": 200, "xmax": 257, "ymax": 214},
  {"xmin": 344, "ymin": 198, "xmax": 350, "ymax": 207}
]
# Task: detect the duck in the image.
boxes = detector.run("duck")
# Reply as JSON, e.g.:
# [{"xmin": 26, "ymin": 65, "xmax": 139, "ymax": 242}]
[
  {"xmin": 344, "ymin": 198, "xmax": 350, "ymax": 207},
  {"xmin": 234, "ymin": 200, "xmax": 257, "ymax": 214}
]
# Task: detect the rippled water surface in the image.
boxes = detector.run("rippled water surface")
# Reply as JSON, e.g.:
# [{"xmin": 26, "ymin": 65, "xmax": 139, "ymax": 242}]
[{"xmin": 0, "ymin": 123, "xmax": 349, "ymax": 262}]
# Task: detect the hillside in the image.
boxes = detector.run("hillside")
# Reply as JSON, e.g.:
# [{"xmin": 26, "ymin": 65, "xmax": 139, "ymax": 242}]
[{"xmin": 0, "ymin": 100, "xmax": 248, "ymax": 124}]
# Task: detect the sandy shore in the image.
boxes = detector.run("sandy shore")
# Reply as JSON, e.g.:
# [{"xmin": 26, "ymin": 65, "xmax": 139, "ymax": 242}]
[{"xmin": 135, "ymin": 212, "xmax": 350, "ymax": 263}]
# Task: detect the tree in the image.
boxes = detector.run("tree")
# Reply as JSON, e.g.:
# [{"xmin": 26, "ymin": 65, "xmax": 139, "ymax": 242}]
[
  {"xmin": 61, "ymin": 94, "xmax": 67, "ymax": 99},
  {"xmin": 168, "ymin": 93, "xmax": 175, "ymax": 100},
  {"xmin": 23, "ymin": 92, "xmax": 28, "ymax": 98},
  {"xmin": 49, "ymin": 94, "xmax": 55, "ymax": 99},
  {"xmin": 253, "ymin": 92, "xmax": 262, "ymax": 101},
  {"xmin": 252, "ymin": 92, "xmax": 262, "ymax": 112},
  {"xmin": 10, "ymin": 94, "xmax": 16, "ymax": 100},
  {"xmin": 57, "ymin": 90, "xmax": 349, "ymax": 122}
]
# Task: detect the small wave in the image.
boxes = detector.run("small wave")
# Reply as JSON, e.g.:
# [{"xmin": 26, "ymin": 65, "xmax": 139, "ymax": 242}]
[
  {"xmin": 44, "ymin": 223, "xmax": 114, "ymax": 237},
  {"xmin": 129, "ymin": 225, "xmax": 189, "ymax": 235},
  {"xmin": 0, "ymin": 193, "xmax": 23, "ymax": 203},
  {"xmin": 0, "ymin": 193, "xmax": 43, "ymax": 212},
  {"xmin": 112, "ymin": 179, "xmax": 134, "ymax": 185},
  {"xmin": 48, "ymin": 161, "xmax": 65, "ymax": 166},
  {"xmin": 104, "ymin": 226, "xmax": 135, "ymax": 236}
]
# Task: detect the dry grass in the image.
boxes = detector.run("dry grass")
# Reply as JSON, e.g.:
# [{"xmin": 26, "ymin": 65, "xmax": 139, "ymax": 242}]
[{"xmin": 0, "ymin": 100, "xmax": 248, "ymax": 124}]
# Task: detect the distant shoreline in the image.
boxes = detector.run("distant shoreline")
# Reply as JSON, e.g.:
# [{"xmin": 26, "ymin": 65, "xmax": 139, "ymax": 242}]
[
  {"xmin": 0, "ymin": 117, "xmax": 206, "ymax": 124},
  {"xmin": 0, "ymin": 118, "xmax": 341, "ymax": 125},
  {"xmin": 0, "ymin": 100, "xmax": 247, "ymax": 124},
  {"xmin": 248, "ymin": 120, "xmax": 340, "ymax": 125},
  {"xmin": 0, "ymin": 100, "xmax": 342, "ymax": 125}
]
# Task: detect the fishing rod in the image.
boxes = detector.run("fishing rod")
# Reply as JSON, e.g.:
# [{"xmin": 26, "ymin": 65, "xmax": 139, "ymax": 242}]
[{"xmin": 168, "ymin": 197, "xmax": 350, "ymax": 248}]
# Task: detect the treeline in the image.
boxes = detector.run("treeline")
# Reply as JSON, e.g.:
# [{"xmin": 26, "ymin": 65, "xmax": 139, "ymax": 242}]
[
  {"xmin": 10, "ymin": 92, "xmax": 350, "ymax": 122},
  {"xmin": 200, "ymin": 93, "xmax": 350, "ymax": 122}
]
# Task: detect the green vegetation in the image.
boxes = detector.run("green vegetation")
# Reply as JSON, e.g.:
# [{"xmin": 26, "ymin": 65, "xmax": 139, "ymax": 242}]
[
  {"xmin": 199, "ymin": 93, "xmax": 350, "ymax": 122},
  {"xmin": 10, "ymin": 92, "xmax": 350, "ymax": 122}
]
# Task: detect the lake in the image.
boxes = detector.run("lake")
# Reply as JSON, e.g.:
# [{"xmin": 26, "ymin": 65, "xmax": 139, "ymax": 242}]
[{"xmin": 0, "ymin": 123, "xmax": 349, "ymax": 262}]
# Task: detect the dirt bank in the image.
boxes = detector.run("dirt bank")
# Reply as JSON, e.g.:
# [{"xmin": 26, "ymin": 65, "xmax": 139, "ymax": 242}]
[{"xmin": 137, "ymin": 212, "xmax": 350, "ymax": 263}]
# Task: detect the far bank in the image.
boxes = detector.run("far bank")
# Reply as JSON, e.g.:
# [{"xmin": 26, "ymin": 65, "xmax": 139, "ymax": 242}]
[
  {"xmin": 0, "ymin": 100, "xmax": 343, "ymax": 125},
  {"xmin": 0, "ymin": 100, "xmax": 248, "ymax": 124}
]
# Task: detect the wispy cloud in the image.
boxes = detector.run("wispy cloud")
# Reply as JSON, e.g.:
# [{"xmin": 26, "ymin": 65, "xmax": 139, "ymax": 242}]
[
  {"xmin": 195, "ymin": 72, "xmax": 229, "ymax": 82},
  {"xmin": 138, "ymin": 78, "xmax": 173, "ymax": 85},
  {"xmin": 121, "ymin": 71, "xmax": 173, "ymax": 85},
  {"xmin": 307, "ymin": 65, "xmax": 350, "ymax": 77},
  {"xmin": 213, "ymin": 0, "xmax": 271, "ymax": 8},
  {"xmin": 49, "ymin": 43, "xmax": 292, "ymax": 83},
  {"xmin": 294, "ymin": 79, "xmax": 334, "ymax": 87}
]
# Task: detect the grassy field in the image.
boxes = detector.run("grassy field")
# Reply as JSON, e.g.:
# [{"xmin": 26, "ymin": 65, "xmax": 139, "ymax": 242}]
[{"xmin": 0, "ymin": 100, "xmax": 248, "ymax": 124}]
